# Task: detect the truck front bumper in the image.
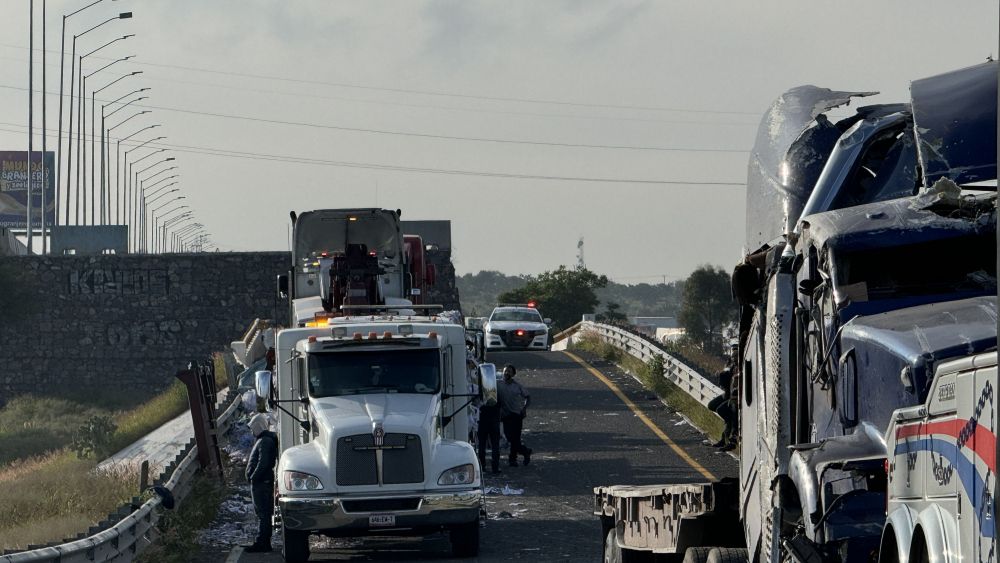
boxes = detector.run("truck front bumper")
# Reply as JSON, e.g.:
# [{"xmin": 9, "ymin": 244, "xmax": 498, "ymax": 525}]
[{"xmin": 279, "ymin": 490, "xmax": 481, "ymax": 533}]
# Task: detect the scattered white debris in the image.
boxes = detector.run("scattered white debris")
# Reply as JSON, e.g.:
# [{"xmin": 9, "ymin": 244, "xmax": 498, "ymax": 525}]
[{"xmin": 484, "ymin": 485, "xmax": 524, "ymax": 495}]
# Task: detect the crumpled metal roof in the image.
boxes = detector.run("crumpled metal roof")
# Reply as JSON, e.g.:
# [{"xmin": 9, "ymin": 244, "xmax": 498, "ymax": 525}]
[{"xmin": 911, "ymin": 61, "xmax": 998, "ymax": 187}]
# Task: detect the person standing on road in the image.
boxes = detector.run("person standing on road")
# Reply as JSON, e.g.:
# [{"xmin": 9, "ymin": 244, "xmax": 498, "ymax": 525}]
[
  {"xmin": 244, "ymin": 414, "xmax": 278, "ymax": 553},
  {"xmin": 498, "ymin": 364, "xmax": 532, "ymax": 466}
]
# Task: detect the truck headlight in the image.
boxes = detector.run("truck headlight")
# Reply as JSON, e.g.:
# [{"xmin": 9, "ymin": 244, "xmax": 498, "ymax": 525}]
[
  {"xmin": 437, "ymin": 464, "xmax": 476, "ymax": 485},
  {"xmin": 284, "ymin": 471, "xmax": 324, "ymax": 491}
]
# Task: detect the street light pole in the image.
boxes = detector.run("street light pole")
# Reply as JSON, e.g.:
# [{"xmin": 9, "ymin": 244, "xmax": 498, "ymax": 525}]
[
  {"xmin": 110, "ymin": 119, "xmax": 156, "ymax": 227},
  {"xmin": 27, "ymin": 0, "xmax": 34, "ymax": 252}
]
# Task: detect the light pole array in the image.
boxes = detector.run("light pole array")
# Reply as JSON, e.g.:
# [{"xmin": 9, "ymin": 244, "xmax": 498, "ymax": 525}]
[{"xmin": 62, "ymin": 9, "xmax": 132, "ymax": 226}]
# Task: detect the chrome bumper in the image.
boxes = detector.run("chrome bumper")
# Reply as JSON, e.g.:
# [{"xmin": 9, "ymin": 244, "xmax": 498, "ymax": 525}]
[{"xmin": 279, "ymin": 490, "xmax": 481, "ymax": 532}]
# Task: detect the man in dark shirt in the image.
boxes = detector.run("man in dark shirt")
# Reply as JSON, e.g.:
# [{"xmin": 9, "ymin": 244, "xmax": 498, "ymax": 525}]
[
  {"xmin": 497, "ymin": 364, "xmax": 532, "ymax": 466},
  {"xmin": 244, "ymin": 414, "xmax": 278, "ymax": 553}
]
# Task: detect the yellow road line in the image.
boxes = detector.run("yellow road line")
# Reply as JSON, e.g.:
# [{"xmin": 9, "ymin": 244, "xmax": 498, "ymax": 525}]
[{"xmin": 563, "ymin": 351, "xmax": 717, "ymax": 481}]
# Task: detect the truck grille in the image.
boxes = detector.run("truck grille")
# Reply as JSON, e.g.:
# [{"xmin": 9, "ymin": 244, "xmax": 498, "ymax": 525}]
[
  {"xmin": 336, "ymin": 433, "xmax": 424, "ymax": 486},
  {"xmin": 382, "ymin": 434, "xmax": 424, "ymax": 484}
]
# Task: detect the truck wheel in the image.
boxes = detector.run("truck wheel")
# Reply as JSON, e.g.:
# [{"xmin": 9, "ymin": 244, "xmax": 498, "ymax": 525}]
[
  {"xmin": 604, "ymin": 529, "xmax": 652, "ymax": 563},
  {"xmin": 683, "ymin": 547, "xmax": 713, "ymax": 563},
  {"xmin": 282, "ymin": 527, "xmax": 310, "ymax": 562},
  {"xmin": 706, "ymin": 547, "xmax": 749, "ymax": 563},
  {"xmin": 450, "ymin": 518, "xmax": 480, "ymax": 557}
]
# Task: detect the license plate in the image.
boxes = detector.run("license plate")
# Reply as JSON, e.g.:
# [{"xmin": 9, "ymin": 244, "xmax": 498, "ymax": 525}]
[{"xmin": 369, "ymin": 513, "xmax": 396, "ymax": 527}]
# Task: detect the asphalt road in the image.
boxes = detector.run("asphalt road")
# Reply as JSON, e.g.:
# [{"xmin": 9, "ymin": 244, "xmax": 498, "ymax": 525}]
[{"xmin": 211, "ymin": 350, "xmax": 737, "ymax": 562}]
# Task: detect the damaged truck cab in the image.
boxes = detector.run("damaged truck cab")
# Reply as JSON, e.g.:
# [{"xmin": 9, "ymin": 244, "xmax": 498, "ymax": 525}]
[{"xmin": 595, "ymin": 61, "xmax": 997, "ymax": 563}]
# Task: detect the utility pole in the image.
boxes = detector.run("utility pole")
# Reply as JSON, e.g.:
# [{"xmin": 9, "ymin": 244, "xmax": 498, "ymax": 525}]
[{"xmin": 41, "ymin": 0, "xmax": 47, "ymax": 253}]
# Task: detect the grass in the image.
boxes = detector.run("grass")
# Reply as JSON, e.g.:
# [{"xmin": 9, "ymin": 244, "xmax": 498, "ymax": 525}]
[
  {"xmin": 137, "ymin": 473, "xmax": 226, "ymax": 563},
  {"xmin": 0, "ymin": 351, "xmax": 235, "ymax": 551},
  {"xmin": 0, "ymin": 352, "xmax": 232, "ymax": 468},
  {"xmin": 0, "ymin": 452, "xmax": 139, "ymax": 551},
  {"xmin": 571, "ymin": 331, "xmax": 725, "ymax": 441}
]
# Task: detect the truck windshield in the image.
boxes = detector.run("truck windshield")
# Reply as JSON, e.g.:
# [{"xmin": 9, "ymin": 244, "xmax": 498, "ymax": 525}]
[
  {"xmin": 491, "ymin": 310, "xmax": 542, "ymax": 322},
  {"xmin": 307, "ymin": 348, "xmax": 440, "ymax": 397}
]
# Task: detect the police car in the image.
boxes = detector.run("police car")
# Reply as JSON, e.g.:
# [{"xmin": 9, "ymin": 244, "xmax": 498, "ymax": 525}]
[{"xmin": 483, "ymin": 303, "xmax": 551, "ymax": 352}]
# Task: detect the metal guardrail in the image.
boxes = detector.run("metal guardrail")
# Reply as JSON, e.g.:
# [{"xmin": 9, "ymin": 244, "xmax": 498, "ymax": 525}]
[
  {"xmin": 574, "ymin": 321, "xmax": 724, "ymax": 407},
  {"xmin": 0, "ymin": 389, "xmax": 243, "ymax": 563}
]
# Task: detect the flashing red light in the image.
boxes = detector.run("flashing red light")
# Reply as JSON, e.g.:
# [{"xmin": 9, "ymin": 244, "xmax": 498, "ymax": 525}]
[
  {"xmin": 527, "ymin": 301, "xmax": 536, "ymax": 308},
  {"xmin": 369, "ymin": 250, "xmax": 377, "ymax": 257},
  {"xmin": 516, "ymin": 329, "xmax": 525, "ymax": 337}
]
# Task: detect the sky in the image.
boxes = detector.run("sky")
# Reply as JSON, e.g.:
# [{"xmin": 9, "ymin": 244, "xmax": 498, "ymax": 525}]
[{"xmin": 1, "ymin": 1, "xmax": 997, "ymax": 282}]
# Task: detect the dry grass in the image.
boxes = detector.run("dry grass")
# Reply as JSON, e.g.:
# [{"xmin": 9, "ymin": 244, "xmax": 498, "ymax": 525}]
[
  {"xmin": 0, "ymin": 452, "xmax": 139, "ymax": 550},
  {"xmin": 0, "ymin": 397, "xmax": 116, "ymax": 466},
  {"xmin": 572, "ymin": 332, "xmax": 725, "ymax": 440},
  {"xmin": 0, "ymin": 354, "xmax": 234, "ymax": 551}
]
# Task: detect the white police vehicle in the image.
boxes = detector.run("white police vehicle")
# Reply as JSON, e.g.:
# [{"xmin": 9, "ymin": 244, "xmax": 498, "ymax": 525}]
[{"xmin": 483, "ymin": 303, "xmax": 551, "ymax": 352}]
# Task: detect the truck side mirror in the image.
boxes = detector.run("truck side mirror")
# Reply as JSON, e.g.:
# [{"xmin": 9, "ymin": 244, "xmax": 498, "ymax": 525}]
[
  {"xmin": 277, "ymin": 274, "xmax": 289, "ymax": 299},
  {"xmin": 478, "ymin": 363, "xmax": 498, "ymax": 406},
  {"xmin": 255, "ymin": 370, "xmax": 273, "ymax": 407}
]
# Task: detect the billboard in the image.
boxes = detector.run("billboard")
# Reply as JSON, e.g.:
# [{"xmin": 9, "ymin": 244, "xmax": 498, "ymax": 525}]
[{"xmin": 0, "ymin": 151, "xmax": 55, "ymax": 230}]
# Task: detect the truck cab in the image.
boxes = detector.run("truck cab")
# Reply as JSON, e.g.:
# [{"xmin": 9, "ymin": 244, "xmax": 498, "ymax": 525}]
[
  {"xmin": 257, "ymin": 316, "xmax": 494, "ymax": 561},
  {"xmin": 881, "ymin": 352, "xmax": 998, "ymax": 563}
]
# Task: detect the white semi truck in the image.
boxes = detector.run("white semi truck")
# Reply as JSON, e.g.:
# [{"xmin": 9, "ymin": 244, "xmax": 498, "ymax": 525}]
[{"xmin": 253, "ymin": 208, "xmax": 494, "ymax": 562}]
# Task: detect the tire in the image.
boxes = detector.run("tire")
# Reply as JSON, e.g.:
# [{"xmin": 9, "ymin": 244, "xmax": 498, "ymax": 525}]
[
  {"xmin": 281, "ymin": 526, "xmax": 310, "ymax": 562},
  {"xmin": 450, "ymin": 518, "xmax": 480, "ymax": 557},
  {"xmin": 683, "ymin": 547, "xmax": 713, "ymax": 563},
  {"xmin": 706, "ymin": 547, "xmax": 749, "ymax": 563}
]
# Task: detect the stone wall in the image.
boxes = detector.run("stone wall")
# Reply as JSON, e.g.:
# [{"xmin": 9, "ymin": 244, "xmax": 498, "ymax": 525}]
[{"xmin": 0, "ymin": 252, "xmax": 290, "ymax": 398}]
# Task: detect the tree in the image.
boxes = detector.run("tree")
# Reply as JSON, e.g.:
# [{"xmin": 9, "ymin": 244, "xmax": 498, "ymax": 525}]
[
  {"xmin": 678, "ymin": 265, "xmax": 737, "ymax": 354},
  {"xmin": 596, "ymin": 301, "xmax": 628, "ymax": 325},
  {"xmin": 497, "ymin": 266, "xmax": 608, "ymax": 330}
]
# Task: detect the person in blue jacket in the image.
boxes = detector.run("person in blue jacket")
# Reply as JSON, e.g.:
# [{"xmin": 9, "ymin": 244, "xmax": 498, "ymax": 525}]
[{"xmin": 244, "ymin": 413, "xmax": 278, "ymax": 553}]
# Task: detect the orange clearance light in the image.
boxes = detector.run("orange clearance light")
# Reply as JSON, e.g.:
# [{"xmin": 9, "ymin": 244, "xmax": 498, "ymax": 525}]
[
  {"xmin": 368, "ymin": 332, "xmax": 378, "ymax": 340},
  {"xmin": 308, "ymin": 336, "xmax": 317, "ymax": 343},
  {"xmin": 428, "ymin": 331, "xmax": 438, "ymax": 339},
  {"xmin": 353, "ymin": 332, "xmax": 363, "ymax": 341},
  {"xmin": 382, "ymin": 331, "xmax": 393, "ymax": 339}
]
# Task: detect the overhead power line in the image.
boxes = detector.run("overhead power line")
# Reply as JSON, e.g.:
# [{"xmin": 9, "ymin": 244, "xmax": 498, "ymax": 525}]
[
  {"xmin": 0, "ymin": 52, "xmax": 760, "ymax": 127},
  {"xmin": 0, "ymin": 42, "xmax": 761, "ymax": 116},
  {"xmin": 0, "ymin": 82, "xmax": 751, "ymax": 154},
  {"xmin": 0, "ymin": 121, "xmax": 746, "ymax": 186}
]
